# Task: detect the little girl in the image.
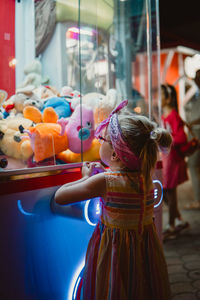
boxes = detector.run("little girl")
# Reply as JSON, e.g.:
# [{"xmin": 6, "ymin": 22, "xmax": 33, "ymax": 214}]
[
  {"xmin": 161, "ymin": 84, "xmax": 190, "ymax": 240},
  {"xmin": 54, "ymin": 100, "xmax": 172, "ymax": 300}
]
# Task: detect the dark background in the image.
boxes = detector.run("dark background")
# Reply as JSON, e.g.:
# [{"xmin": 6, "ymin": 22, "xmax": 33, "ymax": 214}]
[{"xmin": 159, "ymin": 0, "xmax": 200, "ymax": 51}]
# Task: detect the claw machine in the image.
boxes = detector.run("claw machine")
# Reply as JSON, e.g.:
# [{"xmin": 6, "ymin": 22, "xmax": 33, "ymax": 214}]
[{"xmin": 0, "ymin": 0, "xmax": 163, "ymax": 299}]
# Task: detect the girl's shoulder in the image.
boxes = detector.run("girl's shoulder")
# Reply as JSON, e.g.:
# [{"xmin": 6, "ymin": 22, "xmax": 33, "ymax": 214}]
[
  {"xmin": 105, "ymin": 170, "xmax": 141, "ymax": 177},
  {"xmin": 104, "ymin": 171, "xmax": 142, "ymax": 192}
]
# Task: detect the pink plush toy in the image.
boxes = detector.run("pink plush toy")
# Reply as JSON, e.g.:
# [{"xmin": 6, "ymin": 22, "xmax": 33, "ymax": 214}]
[{"xmin": 58, "ymin": 104, "xmax": 94, "ymax": 154}]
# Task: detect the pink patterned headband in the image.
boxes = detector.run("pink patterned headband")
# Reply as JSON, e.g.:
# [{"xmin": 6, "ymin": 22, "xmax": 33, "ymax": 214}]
[{"xmin": 95, "ymin": 100, "xmax": 141, "ymax": 170}]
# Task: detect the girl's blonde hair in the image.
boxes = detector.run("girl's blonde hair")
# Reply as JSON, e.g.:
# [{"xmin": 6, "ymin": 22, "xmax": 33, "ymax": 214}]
[{"xmin": 118, "ymin": 110, "xmax": 172, "ymax": 190}]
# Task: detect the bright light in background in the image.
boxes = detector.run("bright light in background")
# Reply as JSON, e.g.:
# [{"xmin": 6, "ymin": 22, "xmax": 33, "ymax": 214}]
[
  {"xmin": 9, "ymin": 58, "xmax": 17, "ymax": 68},
  {"xmin": 67, "ymin": 27, "xmax": 94, "ymax": 37},
  {"xmin": 66, "ymin": 27, "xmax": 97, "ymax": 50},
  {"xmin": 134, "ymin": 106, "xmax": 141, "ymax": 114}
]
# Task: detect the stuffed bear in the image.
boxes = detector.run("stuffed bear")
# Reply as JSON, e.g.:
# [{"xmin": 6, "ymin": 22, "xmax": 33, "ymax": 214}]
[{"xmin": 0, "ymin": 117, "xmax": 33, "ymax": 161}]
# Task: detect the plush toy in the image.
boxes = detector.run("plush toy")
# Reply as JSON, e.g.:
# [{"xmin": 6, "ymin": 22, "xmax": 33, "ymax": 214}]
[
  {"xmin": 23, "ymin": 103, "xmax": 94, "ymax": 163},
  {"xmin": 60, "ymin": 88, "xmax": 81, "ymax": 111},
  {"xmin": 60, "ymin": 86, "xmax": 73, "ymax": 97},
  {"xmin": 34, "ymin": 85, "xmax": 59, "ymax": 101},
  {"xmin": 17, "ymin": 59, "xmax": 49, "ymax": 89},
  {"xmin": 0, "ymin": 117, "xmax": 33, "ymax": 161},
  {"xmin": 0, "ymin": 153, "xmax": 8, "ymax": 169},
  {"xmin": 20, "ymin": 112, "xmax": 68, "ymax": 162},
  {"xmin": 42, "ymin": 97, "xmax": 72, "ymax": 119},
  {"xmin": 0, "ymin": 89, "xmax": 8, "ymax": 119},
  {"xmin": 56, "ymin": 103, "xmax": 100, "ymax": 163},
  {"xmin": 57, "ymin": 138, "xmax": 101, "ymax": 163},
  {"xmin": 80, "ymin": 88, "xmax": 119, "ymax": 126},
  {"xmin": 3, "ymin": 86, "xmax": 43, "ymax": 118},
  {"xmin": 94, "ymin": 89, "xmax": 118, "ymax": 125},
  {"xmin": 0, "ymin": 116, "xmax": 33, "ymax": 131},
  {"xmin": 57, "ymin": 104, "xmax": 95, "ymax": 154},
  {"xmin": 23, "ymin": 106, "xmax": 58, "ymax": 124},
  {"xmin": 82, "ymin": 92, "xmax": 105, "ymax": 109}
]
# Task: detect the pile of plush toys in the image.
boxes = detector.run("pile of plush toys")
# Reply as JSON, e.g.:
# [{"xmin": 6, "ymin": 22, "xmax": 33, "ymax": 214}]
[{"xmin": 0, "ymin": 64, "xmax": 119, "ymax": 170}]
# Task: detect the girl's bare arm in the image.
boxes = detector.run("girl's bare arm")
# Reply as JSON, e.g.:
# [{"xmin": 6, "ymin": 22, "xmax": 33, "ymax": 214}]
[{"xmin": 54, "ymin": 172, "xmax": 106, "ymax": 205}]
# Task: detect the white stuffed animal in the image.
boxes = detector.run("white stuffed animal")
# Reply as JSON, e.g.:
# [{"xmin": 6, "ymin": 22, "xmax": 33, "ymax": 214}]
[
  {"xmin": 18, "ymin": 59, "xmax": 49, "ymax": 89},
  {"xmin": 82, "ymin": 88, "xmax": 119, "ymax": 126}
]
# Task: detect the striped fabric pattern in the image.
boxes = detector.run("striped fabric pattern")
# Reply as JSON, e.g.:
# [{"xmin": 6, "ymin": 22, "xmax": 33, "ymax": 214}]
[{"xmin": 79, "ymin": 171, "xmax": 171, "ymax": 300}]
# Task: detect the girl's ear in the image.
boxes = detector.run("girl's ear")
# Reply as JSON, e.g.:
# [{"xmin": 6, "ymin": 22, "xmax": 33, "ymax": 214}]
[{"xmin": 111, "ymin": 150, "xmax": 119, "ymax": 161}]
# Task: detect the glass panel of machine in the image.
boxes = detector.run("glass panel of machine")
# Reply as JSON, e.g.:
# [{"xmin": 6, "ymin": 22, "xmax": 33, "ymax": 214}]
[{"xmin": 0, "ymin": 0, "xmax": 160, "ymax": 175}]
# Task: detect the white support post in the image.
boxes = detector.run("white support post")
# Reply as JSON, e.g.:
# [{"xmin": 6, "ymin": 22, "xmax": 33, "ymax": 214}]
[{"xmin": 15, "ymin": 0, "xmax": 35, "ymax": 88}]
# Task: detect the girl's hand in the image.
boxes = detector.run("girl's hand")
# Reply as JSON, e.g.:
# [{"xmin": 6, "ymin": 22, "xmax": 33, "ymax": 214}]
[
  {"xmin": 91, "ymin": 162, "xmax": 106, "ymax": 174},
  {"xmin": 82, "ymin": 162, "xmax": 93, "ymax": 178},
  {"xmin": 82, "ymin": 162, "xmax": 106, "ymax": 178}
]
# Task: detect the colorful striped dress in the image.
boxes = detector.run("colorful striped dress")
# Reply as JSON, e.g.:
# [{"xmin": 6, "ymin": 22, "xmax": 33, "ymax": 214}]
[{"xmin": 79, "ymin": 171, "xmax": 171, "ymax": 300}]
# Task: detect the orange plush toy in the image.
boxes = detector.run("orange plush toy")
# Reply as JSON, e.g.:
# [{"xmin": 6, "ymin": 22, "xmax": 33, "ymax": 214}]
[
  {"xmin": 22, "ymin": 107, "xmax": 68, "ymax": 162},
  {"xmin": 26, "ymin": 123, "xmax": 68, "ymax": 162},
  {"xmin": 23, "ymin": 105, "xmax": 59, "ymax": 124}
]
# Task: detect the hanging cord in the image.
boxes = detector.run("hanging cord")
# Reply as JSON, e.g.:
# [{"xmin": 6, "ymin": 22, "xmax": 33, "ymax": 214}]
[{"xmin": 78, "ymin": 0, "xmax": 83, "ymax": 162}]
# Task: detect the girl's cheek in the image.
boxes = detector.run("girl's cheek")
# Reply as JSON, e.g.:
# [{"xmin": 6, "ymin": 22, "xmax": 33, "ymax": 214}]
[
  {"xmin": 99, "ymin": 146, "xmax": 103, "ymax": 160},
  {"xmin": 99, "ymin": 146, "xmax": 108, "ymax": 166}
]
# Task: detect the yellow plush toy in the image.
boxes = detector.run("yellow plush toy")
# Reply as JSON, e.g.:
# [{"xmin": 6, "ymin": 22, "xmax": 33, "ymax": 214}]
[
  {"xmin": 57, "ymin": 138, "xmax": 101, "ymax": 163},
  {"xmin": 0, "ymin": 117, "xmax": 33, "ymax": 161}
]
